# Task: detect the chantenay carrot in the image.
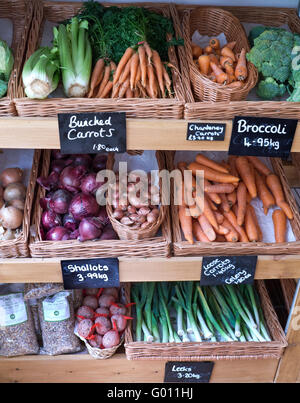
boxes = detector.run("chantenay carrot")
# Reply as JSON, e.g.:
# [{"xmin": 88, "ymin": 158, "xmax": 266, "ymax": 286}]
[
  {"xmin": 210, "ymin": 62, "xmax": 228, "ymax": 84},
  {"xmin": 198, "ymin": 55, "xmax": 211, "ymax": 75},
  {"xmin": 209, "ymin": 38, "xmax": 220, "ymax": 50},
  {"xmin": 235, "ymin": 48, "xmax": 248, "ymax": 81}
]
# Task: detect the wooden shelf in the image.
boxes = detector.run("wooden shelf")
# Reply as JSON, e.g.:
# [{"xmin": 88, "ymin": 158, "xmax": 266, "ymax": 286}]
[
  {"xmin": 0, "ymin": 256, "xmax": 300, "ymax": 283},
  {"xmin": 1, "ymin": 117, "xmax": 300, "ymax": 151},
  {"xmin": 0, "ymin": 352, "xmax": 279, "ymax": 383}
]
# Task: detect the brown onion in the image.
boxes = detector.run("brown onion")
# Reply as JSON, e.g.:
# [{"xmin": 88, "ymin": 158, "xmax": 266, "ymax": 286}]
[
  {"xmin": 0, "ymin": 198, "xmax": 4, "ymax": 209},
  {"xmin": 8, "ymin": 199, "xmax": 25, "ymax": 211},
  {"xmin": 3, "ymin": 182, "xmax": 26, "ymax": 202},
  {"xmin": 0, "ymin": 168, "xmax": 23, "ymax": 187},
  {"xmin": 0, "ymin": 205, "xmax": 23, "ymax": 229}
]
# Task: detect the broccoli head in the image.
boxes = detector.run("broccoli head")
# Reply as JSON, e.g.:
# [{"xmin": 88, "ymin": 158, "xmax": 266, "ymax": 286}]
[
  {"xmin": 287, "ymin": 87, "xmax": 300, "ymax": 102},
  {"xmin": 256, "ymin": 77, "xmax": 286, "ymax": 100}
]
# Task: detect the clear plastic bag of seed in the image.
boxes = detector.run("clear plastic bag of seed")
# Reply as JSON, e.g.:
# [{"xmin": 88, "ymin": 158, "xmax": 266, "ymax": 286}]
[
  {"xmin": 38, "ymin": 290, "xmax": 82, "ymax": 355},
  {"xmin": 24, "ymin": 283, "xmax": 64, "ymax": 300},
  {"xmin": 0, "ymin": 284, "xmax": 39, "ymax": 357}
]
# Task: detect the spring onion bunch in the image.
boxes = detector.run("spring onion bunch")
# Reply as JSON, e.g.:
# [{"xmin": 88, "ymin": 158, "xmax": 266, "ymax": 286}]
[
  {"xmin": 131, "ymin": 282, "xmax": 271, "ymax": 343},
  {"xmin": 53, "ymin": 17, "xmax": 92, "ymax": 98},
  {"xmin": 22, "ymin": 47, "xmax": 60, "ymax": 99}
]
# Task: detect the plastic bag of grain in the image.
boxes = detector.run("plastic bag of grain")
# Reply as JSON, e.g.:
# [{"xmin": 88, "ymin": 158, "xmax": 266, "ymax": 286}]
[
  {"xmin": 38, "ymin": 290, "xmax": 82, "ymax": 355},
  {"xmin": 0, "ymin": 284, "xmax": 39, "ymax": 356},
  {"xmin": 24, "ymin": 283, "xmax": 64, "ymax": 300}
]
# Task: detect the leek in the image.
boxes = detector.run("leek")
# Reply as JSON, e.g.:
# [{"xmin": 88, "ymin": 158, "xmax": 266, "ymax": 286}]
[
  {"xmin": 22, "ymin": 47, "xmax": 59, "ymax": 99},
  {"xmin": 54, "ymin": 17, "xmax": 92, "ymax": 97}
]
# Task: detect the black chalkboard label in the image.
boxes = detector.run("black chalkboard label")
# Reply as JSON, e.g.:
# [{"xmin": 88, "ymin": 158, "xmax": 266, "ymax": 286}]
[
  {"xmin": 187, "ymin": 122, "xmax": 226, "ymax": 142},
  {"xmin": 229, "ymin": 116, "xmax": 297, "ymax": 158},
  {"xmin": 164, "ymin": 361, "xmax": 214, "ymax": 383},
  {"xmin": 200, "ymin": 255, "xmax": 257, "ymax": 286},
  {"xmin": 58, "ymin": 112, "xmax": 126, "ymax": 154},
  {"xmin": 61, "ymin": 258, "xmax": 120, "ymax": 289}
]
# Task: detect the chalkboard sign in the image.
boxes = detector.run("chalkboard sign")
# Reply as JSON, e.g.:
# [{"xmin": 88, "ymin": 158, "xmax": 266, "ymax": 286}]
[
  {"xmin": 164, "ymin": 361, "xmax": 214, "ymax": 383},
  {"xmin": 200, "ymin": 255, "xmax": 257, "ymax": 286},
  {"xmin": 61, "ymin": 258, "xmax": 120, "ymax": 289},
  {"xmin": 229, "ymin": 116, "xmax": 297, "ymax": 158},
  {"xmin": 187, "ymin": 122, "xmax": 226, "ymax": 142},
  {"xmin": 58, "ymin": 112, "xmax": 126, "ymax": 154}
]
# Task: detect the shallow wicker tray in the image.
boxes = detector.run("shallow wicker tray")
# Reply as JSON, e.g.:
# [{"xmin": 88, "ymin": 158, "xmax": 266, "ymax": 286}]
[
  {"xmin": 179, "ymin": 7, "xmax": 258, "ymax": 103},
  {"xmin": 124, "ymin": 281, "xmax": 287, "ymax": 361},
  {"xmin": 0, "ymin": 149, "xmax": 41, "ymax": 258},
  {"xmin": 15, "ymin": 1, "xmax": 185, "ymax": 119},
  {"xmin": 166, "ymin": 151, "xmax": 300, "ymax": 257},
  {"xmin": 29, "ymin": 150, "xmax": 172, "ymax": 259},
  {"xmin": 0, "ymin": 0, "xmax": 33, "ymax": 116}
]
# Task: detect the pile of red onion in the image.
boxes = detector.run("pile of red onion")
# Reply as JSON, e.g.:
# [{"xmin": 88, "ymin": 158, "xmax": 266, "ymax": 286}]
[
  {"xmin": 76, "ymin": 287, "xmax": 132, "ymax": 349},
  {"xmin": 37, "ymin": 151, "xmax": 118, "ymax": 242}
]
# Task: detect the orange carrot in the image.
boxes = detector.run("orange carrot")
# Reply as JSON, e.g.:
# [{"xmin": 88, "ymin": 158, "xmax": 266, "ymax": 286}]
[
  {"xmin": 191, "ymin": 43, "xmax": 203, "ymax": 59},
  {"xmin": 147, "ymin": 63, "xmax": 158, "ymax": 98},
  {"xmin": 219, "ymin": 193, "xmax": 230, "ymax": 213},
  {"xmin": 228, "ymin": 156, "xmax": 239, "ymax": 188},
  {"xmin": 254, "ymin": 169, "xmax": 275, "ymax": 215},
  {"xmin": 129, "ymin": 52, "xmax": 139, "ymax": 91},
  {"xmin": 126, "ymin": 88, "xmax": 134, "ymax": 98},
  {"xmin": 138, "ymin": 45, "xmax": 147, "ymax": 88},
  {"xmin": 224, "ymin": 62, "xmax": 234, "ymax": 76},
  {"xmin": 210, "ymin": 62, "xmax": 228, "ymax": 84},
  {"xmin": 112, "ymin": 83, "xmax": 120, "ymax": 98},
  {"xmin": 227, "ymin": 190, "xmax": 237, "ymax": 207},
  {"xmin": 220, "ymin": 56, "xmax": 234, "ymax": 68},
  {"xmin": 227, "ymin": 81, "xmax": 244, "ymax": 88},
  {"xmin": 215, "ymin": 224, "xmax": 229, "ymax": 235},
  {"xmin": 152, "ymin": 50, "xmax": 165, "ymax": 96},
  {"xmin": 118, "ymin": 78, "xmax": 130, "ymax": 98},
  {"xmin": 221, "ymin": 46, "xmax": 236, "ymax": 61},
  {"xmin": 204, "ymin": 183, "xmax": 235, "ymax": 193},
  {"xmin": 247, "ymin": 156, "xmax": 271, "ymax": 176},
  {"xmin": 205, "ymin": 45, "xmax": 213, "ymax": 54},
  {"xmin": 244, "ymin": 206, "xmax": 259, "ymax": 242},
  {"xmin": 206, "ymin": 196, "xmax": 218, "ymax": 211},
  {"xmin": 223, "ymin": 210, "xmax": 249, "ymax": 242},
  {"xmin": 236, "ymin": 182, "xmax": 247, "ymax": 226},
  {"xmin": 88, "ymin": 58, "xmax": 105, "ymax": 97},
  {"xmin": 198, "ymin": 55, "xmax": 211, "ymax": 75},
  {"xmin": 235, "ymin": 48, "xmax": 248, "ymax": 81},
  {"xmin": 248, "ymin": 204, "xmax": 263, "ymax": 242},
  {"xmin": 195, "ymin": 154, "xmax": 229, "ymax": 174},
  {"xmin": 215, "ymin": 234, "xmax": 226, "ymax": 242},
  {"xmin": 188, "ymin": 162, "xmax": 239, "ymax": 184},
  {"xmin": 272, "ymin": 209, "xmax": 286, "ymax": 243},
  {"xmin": 226, "ymin": 41, "xmax": 236, "ymax": 50},
  {"xmin": 222, "ymin": 218, "xmax": 239, "ymax": 242},
  {"xmin": 189, "ymin": 203, "xmax": 201, "ymax": 218},
  {"xmin": 235, "ymin": 156, "xmax": 257, "ymax": 198},
  {"xmin": 99, "ymin": 80, "xmax": 113, "ymax": 98},
  {"xmin": 179, "ymin": 205, "xmax": 194, "ymax": 244},
  {"xmin": 162, "ymin": 64, "xmax": 172, "ymax": 97},
  {"xmin": 203, "ymin": 195, "xmax": 219, "ymax": 230},
  {"xmin": 192, "ymin": 220, "xmax": 210, "ymax": 242},
  {"xmin": 266, "ymin": 174, "xmax": 293, "ymax": 219},
  {"xmin": 214, "ymin": 210, "xmax": 224, "ymax": 224},
  {"xmin": 143, "ymin": 42, "xmax": 152, "ymax": 64},
  {"xmin": 113, "ymin": 47, "xmax": 134, "ymax": 85},
  {"xmin": 198, "ymin": 214, "xmax": 216, "ymax": 241},
  {"xmin": 209, "ymin": 38, "xmax": 220, "ymax": 50},
  {"xmin": 209, "ymin": 53, "xmax": 219, "ymax": 66},
  {"xmin": 96, "ymin": 64, "xmax": 111, "ymax": 97}
]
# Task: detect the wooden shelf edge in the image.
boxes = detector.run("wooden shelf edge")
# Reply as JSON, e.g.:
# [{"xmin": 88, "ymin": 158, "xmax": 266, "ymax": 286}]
[{"xmin": 0, "ymin": 255, "xmax": 299, "ymax": 283}]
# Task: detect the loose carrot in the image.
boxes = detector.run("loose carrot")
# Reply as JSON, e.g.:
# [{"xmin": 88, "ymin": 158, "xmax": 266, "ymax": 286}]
[
  {"xmin": 191, "ymin": 43, "xmax": 203, "ymax": 59},
  {"xmin": 179, "ymin": 205, "xmax": 193, "ymax": 244},
  {"xmin": 88, "ymin": 58, "xmax": 105, "ymax": 97},
  {"xmin": 224, "ymin": 62, "xmax": 234, "ymax": 76},
  {"xmin": 209, "ymin": 38, "xmax": 220, "ymax": 50},
  {"xmin": 214, "ymin": 210, "xmax": 224, "ymax": 224},
  {"xmin": 248, "ymin": 204, "xmax": 263, "ymax": 242},
  {"xmin": 223, "ymin": 210, "xmax": 249, "ymax": 242},
  {"xmin": 129, "ymin": 52, "xmax": 139, "ymax": 91},
  {"xmin": 221, "ymin": 46, "xmax": 236, "ymax": 61},
  {"xmin": 113, "ymin": 47, "xmax": 134, "ymax": 85},
  {"xmin": 188, "ymin": 162, "xmax": 240, "ymax": 184},
  {"xmin": 222, "ymin": 218, "xmax": 239, "ymax": 242},
  {"xmin": 227, "ymin": 190, "xmax": 237, "ymax": 207},
  {"xmin": 192, "ymin": 220, "xmax": 210, "ymax": 242},
  {"xmin": 215, "ymin": 234, "xmax": 226, "ymax": 242},
  {"xmin": 236, "ymin": 182, "xmax": 247, "ymax": 226},
  {"xmin": 210, "ymin": 62, "xmax": 228, "ymax": 84},
  {"xmin": 226, "ymin": 81, "xmax": 244, "ymax": 88},
  {"xmin": 195, "ymin": 154, "xmax": 229, "ymax": 174},
  {"xmin": 204, "ymin": 179, "xmax": 222, "ymax": 205},
  {"xmin": 266, "ymin": 174, "xmax": 293, "ymax": 219},
  {"xmin": 244, "ymin": 206, "xmax": 259, "ymax": 242},
  {"xmin": 235, "ymin": 156, "xmax": 257, "ymax": 198},
  {"xmin": 206, "ymin": 196, "xmax": 218, "ymax": 211},
  {"xmin": 220, "ymin": 56, "xmax": 234, "ymax": 68},
  {"xmin": 247, "ymin": 156, "xmax": 271, "ymax": 176},
  {"xmin": 254, "ymin": 169, "xmax": 275, "ymax": 215},
  {"xmin": 228, "ymin": 155, "xmax": 239, "ymax": 188},
  {"xmin": 209, "ymin": 53, "xmax": 219, "ymax": 66},
  {"xmin": 219, "ymin": 193, "xmax": 230, "ymax": 213},
  {"xmin": 272, "ymin": 209, "xmax": 286, "ymax": 243},
  {"xmin": 198, "ymin": 55, "xmax": 211, "ymax": 75},
  {"xmin": 198, "ymin": 214, "xmax": 216, "ymax": 241},
  {"xmin": 96, "ymin": 64, "xmax": 111, "ymax": 97},
  {"xmin": 146, "ymin": 63, "xmax": 158, "ymax": 98},
  {"xmin": 203, "ymin": 195, "xmax": 219, "ymax": 230},
  {"xmin": 226, "ymin": 41, "xmax": 236, "ymax": 50},
  {"xmin": 205, "ymin": 45, "xmax": 213, "ymax": 54},
  {"xmin": 235, "ymin": 48, "xmax": 248, "ymax": 81},
  {"xmin": 215, "ymin": 224, "xmax": 229, "ymax": 235},
  {"xmin": 204, "ymin": 183, "xmax": 235, "ymax": 193},
  {"xmin": 189, "ymin": 203, "xmax": 201, "ymax": 218}
]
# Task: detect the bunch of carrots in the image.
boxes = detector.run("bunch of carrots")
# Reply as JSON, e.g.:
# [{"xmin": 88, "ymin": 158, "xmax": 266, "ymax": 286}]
[
  {"xmin": 191, "ymin": 37, "xmax": 248, "ymax": 88},
  {"xmin": 88, "ymin": 42, "xmax": 172, "ymax": 99},
  {"xmin": 177, "ymin": 154, "xmax": 293, "ymax": 244}
]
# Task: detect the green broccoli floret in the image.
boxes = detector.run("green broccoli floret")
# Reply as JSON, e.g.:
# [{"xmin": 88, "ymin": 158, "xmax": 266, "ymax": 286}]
[
  {"xmin": 256, "ymin": 78, "xmax": 286, "ymax": 100},
  {"xmin": 248, "ymin": 25, "xmax": 269, "ymax": 47},
  {"xmin": 287, "ymin": 87, "xmax": 300, "ymax": 101}
]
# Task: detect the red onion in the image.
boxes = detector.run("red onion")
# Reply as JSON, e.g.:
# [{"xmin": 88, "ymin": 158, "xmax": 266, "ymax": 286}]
[
  {"xmin": 59, "ymin": 165, "xmax": 87, "ymax": 193},
  {"xmin": 51, "ymin": 159, "xmax": 72, "ymax": 174},
  {"xmin": 49, "ymin": 189, "xmax": 72, "ymax": 214},
  {"xmin": 81, "ymin": 173, "xmax": 104, "ymax": 195},
  {"xmin": 63, "ymin": 213, "xmax": 78, "ymax": 231},
  {"xmin": 69, "ymin": 229, "xmax": 79, "ymax": 240},
  {"xmin": 45, "ymin": 226, "xmax": 70, "ymax": 241},
  {"xmin": 93, "ymin": 154, "xmax": 107, "ymax": 171},
  {"xmin": 37, "ymin": 171, "xmax": 59, "ymax": 191},
  {"xmin": 51, "ymin": 150, "xmax": 69, "ymax": 160},
  {"xmin": 78, "ymin": 217, "xmax": 103, "ymax": 242},
  {"xmin": 70, "ymin": 154, "xmax": 93, "ymax": 168},
  {"xmin": 42, "ymin": 210, "xmax": 62, "ymax": 231},
  {"xmin": 69, "ymin": 193, "xmax": 100, "ymax": 221},
  {"xmin": 97, "ymin": 206, "xmax": 110, "ymax": 226},
  {"xmin": 39, "ymin": 191, "xmax": 55, "ymax": 210},
  {"xmin": 99, "ymin": 224, "xmax": 118, "ymax": 240}
]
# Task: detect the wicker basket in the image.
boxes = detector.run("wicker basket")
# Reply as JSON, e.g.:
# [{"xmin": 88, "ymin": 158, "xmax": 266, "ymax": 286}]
[
  {"xmin": 0, "ymin": 0, "xmax": 33, "ymax": 116},
  {"xmin": 124, "ymin": 281, "xmax": 287, "ymax": 361},
  {"xmin": 15, "ymin": 1, "xmax": 185, "ymax": 119},
  {"xmin": 280, "ymin": 279, "xmax": 297, "ymax": 313},
  {"xmin": 106, "ymin": 151, "xmax": 167, "ymax": 241},
  {"xmin": 166, "ymin": 151, "xmax": 300, "ymax": 257},
  {"xmin": 0, "ymin": 149, "xmax": 41, "ymax": 258},
  {"xmin": 29, "ymin": 150, "xmax": 172, "ymax": 258},
  {"xmin": 180, "ymin": 7, "xmax": 258, "ymax": 103}
]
